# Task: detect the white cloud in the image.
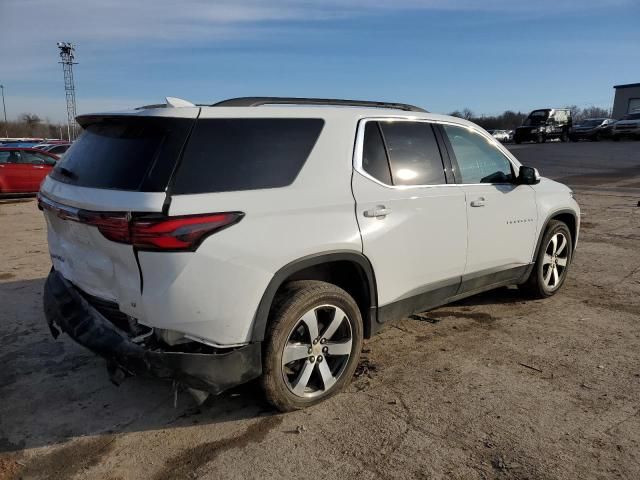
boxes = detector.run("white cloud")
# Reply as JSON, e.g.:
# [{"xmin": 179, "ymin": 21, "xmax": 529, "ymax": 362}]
[{"xmin": 0, "ymin": 0, "xmax": 631, "ymax": 119}]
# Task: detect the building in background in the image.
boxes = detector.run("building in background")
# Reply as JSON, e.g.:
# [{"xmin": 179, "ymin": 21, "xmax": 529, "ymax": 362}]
[{"xmin": 612, "ymin": 83, "xmax": 640, "ymax": 119}]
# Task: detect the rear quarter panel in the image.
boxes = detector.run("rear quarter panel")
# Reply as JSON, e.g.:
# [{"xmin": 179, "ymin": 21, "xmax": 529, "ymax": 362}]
[{"xmin": 139, "ymin": 111, "xmax": 363, "ymax": 346}]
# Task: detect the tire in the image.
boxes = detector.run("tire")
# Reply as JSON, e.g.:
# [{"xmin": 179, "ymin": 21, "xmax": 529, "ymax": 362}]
[
  {"xmin": 560, "ymin": 131, "xmax": 569, "ymax": 142},
  {"xmin": 612, "ymin": 135, "xmax": 620, "ymax": 141},
  {"xmin": 592, "ymin": 133, "xmax": 600, "ymax": 142},
  {"xmin": 536, "ymin": 133, "xmax": 546, "ymax": 144},
  {"xmin": 519, "ymin": 220, "xmax": 573, "ymax": 298},
  {"xmin": 261, "ymin": 280, "xmax": 364, "ymax": 412},
  {"xmin": 515, "ymin": 138, "xmax": 521, "ymax": 145},
  {"xmin": 570, "ymin": 135, "xmax": 578, "ymax": 142}
]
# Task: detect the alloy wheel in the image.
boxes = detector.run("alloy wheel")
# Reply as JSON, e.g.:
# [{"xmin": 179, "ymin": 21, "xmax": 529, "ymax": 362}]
[
  {"xmin": 542, "ymin": 232, "xmax": 569, "ymax": 290},
  {"xmin": 281, "ymin": 304, "xmax": 353, "ymax": 398}
]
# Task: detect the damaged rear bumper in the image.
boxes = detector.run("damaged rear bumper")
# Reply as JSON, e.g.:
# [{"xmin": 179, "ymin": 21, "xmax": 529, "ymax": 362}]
[{"xmin": 43, "ymin": 269, "xmax": 262, "ymax": 395}]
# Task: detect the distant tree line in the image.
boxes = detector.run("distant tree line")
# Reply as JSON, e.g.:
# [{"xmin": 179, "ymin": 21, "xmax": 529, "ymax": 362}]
[
  {"xmin": 448, "ymin": 105, "xmax": 612, "ymax": 130},
  {"xmin": 1, "ymin": 114, "xmax": 67, "ymax": 139}
]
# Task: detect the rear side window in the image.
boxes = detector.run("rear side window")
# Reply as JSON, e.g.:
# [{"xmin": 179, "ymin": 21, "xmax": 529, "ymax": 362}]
[
  {"xmin": 50, "ymin": 117, "xmax": 193, "ymax": 191},
  {"xmin": 172, "ymin": 118, "xmax": 324, "ymax": 194},
  {"xmin": 378, "ymin": 121, "xmax": 445, "ymax": 185}
]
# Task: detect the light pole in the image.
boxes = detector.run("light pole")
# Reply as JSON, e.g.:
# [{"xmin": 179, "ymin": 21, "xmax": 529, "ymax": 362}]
[{"xmin": 0, "ymin": 84, "xmax": 7, "ymax": 139}]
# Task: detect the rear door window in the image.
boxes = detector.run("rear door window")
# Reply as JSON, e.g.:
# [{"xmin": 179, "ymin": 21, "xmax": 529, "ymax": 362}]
[
  {"xmin": 172, "ymin": 118, "xmax": 324, "ymax": 194},
  {"xmin": 50, "ymin": 117, "xmax": 194, "ymax": 191},
  {"xmin": 361, "ymin": 122, "xmax": 392, "ymax": 185},
  {"xmin": 378, "ymin": 121, "xmax": 446, "ymax": 186}
]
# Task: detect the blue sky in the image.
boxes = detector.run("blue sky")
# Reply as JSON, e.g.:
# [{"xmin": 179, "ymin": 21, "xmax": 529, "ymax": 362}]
[{"xmin": 1, "ymin": 0, "xmax": 639, "ymax": 122}]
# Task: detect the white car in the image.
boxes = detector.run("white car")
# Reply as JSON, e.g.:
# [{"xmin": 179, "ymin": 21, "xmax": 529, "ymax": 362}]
[
  {"xmin": 40, "ymin": 96, "xmax": 580, "ymax": 411},
  {"xmin": 489, "ymin": 129, "xmax": 511, "ymax": 142}
]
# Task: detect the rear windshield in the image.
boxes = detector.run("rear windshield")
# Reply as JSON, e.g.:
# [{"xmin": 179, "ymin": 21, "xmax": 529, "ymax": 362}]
[
  {"xmin": 171, "ymin": 118, "xmax": 324, "ymax": 194},
  {"xmin": 524, "ymin": 110, "xmax": 550, "ymax": 126},
  {"xmin": 50, "ymin": 117, "xmax": 193, "ymax": 191}
]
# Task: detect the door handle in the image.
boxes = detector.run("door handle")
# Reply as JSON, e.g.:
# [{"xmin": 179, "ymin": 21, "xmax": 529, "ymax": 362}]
[
  {"xmin": 363, "ymin": 205, "xmax": 391, "ymax": 218},
  {"xmin": 32, "ymin": 165, "xmax": 45, "ymax": 169},
  {"xmin": 470, "ymin": 197, "xmax": 486, "ymax": 207}
]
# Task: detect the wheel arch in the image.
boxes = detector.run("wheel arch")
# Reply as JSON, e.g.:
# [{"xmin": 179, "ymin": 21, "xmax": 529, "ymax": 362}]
[
  {"xmin": 251, "ymin": 251, "xmax": 378, "ymax": 342},
  {"xmin": 533, "ymin": 208, "xmax": 578, "ymax": 260}
]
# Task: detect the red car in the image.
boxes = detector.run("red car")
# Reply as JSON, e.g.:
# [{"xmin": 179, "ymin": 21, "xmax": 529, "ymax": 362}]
[{"xmin": 0, "ymin": 147, "xmax": 58, "ymax": 194}]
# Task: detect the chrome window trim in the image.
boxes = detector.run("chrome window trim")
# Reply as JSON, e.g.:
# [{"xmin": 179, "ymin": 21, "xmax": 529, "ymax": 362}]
[{"xmin": 353, "ymin": 116, "xmax": 521, "ymax": 190}]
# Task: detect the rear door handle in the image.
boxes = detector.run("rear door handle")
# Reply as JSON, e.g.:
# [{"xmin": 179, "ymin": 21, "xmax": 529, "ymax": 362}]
[
  {"xmin": 470, "ymin": 197, "xmax": 486, "ymax": 207},
  {"xmin": 363, "ymin": 205, "xmax": 392, "ymax": 218}
]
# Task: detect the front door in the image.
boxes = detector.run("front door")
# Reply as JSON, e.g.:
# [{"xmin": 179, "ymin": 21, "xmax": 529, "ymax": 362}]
[
  {"xmin": 440, "ymin": 123, "xmax": 538, "ymax": 292},
  {"xmin": 352, "ymin": 119, "xmax": 467, "ymax": 321}
]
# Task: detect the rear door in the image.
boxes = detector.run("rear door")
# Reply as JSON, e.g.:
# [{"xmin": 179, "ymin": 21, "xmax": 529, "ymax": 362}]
[
  {"xmin": 39, "ymin": 111, "xmax": 197, "ymax": 316},
  {"xmin": 20, "ymin": 151, "xmax": 55, "ymax": 191},
  {"xmin": 352, "ymin": 119, "xmax": 467, "ymax": 320},
  {"xmin": 2, "ymin": 150, "xmax": 34, "ymax": 192},
  {"xmin": 440, "ymin": 123, "xmax": 537, "ymax": 292}
]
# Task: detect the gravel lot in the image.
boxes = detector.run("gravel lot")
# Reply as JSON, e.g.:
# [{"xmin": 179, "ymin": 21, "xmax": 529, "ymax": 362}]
[{"xmin": 1, "ymin": 141, "xmax": 639, "ymax": 480}]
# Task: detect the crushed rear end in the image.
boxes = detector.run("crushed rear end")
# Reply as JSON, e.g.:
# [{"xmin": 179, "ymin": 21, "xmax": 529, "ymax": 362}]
[{"xmin": 39, "ymin": 106, "xmax": 261, "ymax": 395}]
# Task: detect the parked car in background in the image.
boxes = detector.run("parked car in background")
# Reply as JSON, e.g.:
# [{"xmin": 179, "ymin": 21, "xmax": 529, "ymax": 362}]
[
  {"xmin": 514, "ymin": 108, "xmax": 572, "ymax": 144},
  {"xmin": 34, "ymin": 143, "xmax": 72, "ymax": 158},
  {"xmin": 40, "ymin": 96, "xmax": 579, "ymax": 411},
  {"xmin": 612, "ymin": 111, "xmax": 640, "ymax": 140},
  {"xmin": 569, "ymin": 118, "xmax": 615, "ymax": 141},
  {"xmin": 489, "ymin": 129, "xmax": 511, "ymax": 143},
  {"xmin": 0, "ymin": 147, "xmax": 57, "ymax": 194}
]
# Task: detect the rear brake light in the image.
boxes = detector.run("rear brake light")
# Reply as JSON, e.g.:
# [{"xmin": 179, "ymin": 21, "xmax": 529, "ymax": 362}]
[
  {"xmin": 80, "ymin": 212, "xmax": 131, "ymax": 243},
  {"xmin": 39, "ymin": 194, "xmax": 243, "ymax": 251},
  {"xmin": 130, "ymin": 213, "xmax": 244, "ymax": 251}
]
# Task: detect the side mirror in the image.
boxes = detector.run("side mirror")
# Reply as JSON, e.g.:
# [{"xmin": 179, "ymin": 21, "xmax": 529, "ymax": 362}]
[{"xmin": 518, "ymin": 166, "xmax": 540, "ymax": 185}]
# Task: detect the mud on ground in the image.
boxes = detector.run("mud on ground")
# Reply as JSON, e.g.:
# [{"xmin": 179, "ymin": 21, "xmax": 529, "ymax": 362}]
[{"xmin": 1, "ymin": 143, "xmax": 639, "ymax": 480}]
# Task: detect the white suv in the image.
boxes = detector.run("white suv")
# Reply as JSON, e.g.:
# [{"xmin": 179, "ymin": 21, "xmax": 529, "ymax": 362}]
[{"xmin": 40, "ymin": 97, "xmax": 580, "ymax": 411}]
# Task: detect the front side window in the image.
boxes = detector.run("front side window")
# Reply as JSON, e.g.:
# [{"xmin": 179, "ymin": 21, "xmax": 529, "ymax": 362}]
[
  {"xmin": 0, "ymin": 151, "xmax": 11, "ymax": 164},
  {"xmin": 378, "ymin": 121, "xmax": 445, "ymax": 186},
  {"xmin": 443, "ymin": 125, "xmax": 514, "ymax": 184}
]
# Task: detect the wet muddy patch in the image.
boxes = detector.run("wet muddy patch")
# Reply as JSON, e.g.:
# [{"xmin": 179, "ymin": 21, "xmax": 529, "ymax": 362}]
[
  {"xmin": 411, "ymin": 310, "xmax": 496, "ymax": 324},
  {"xmin": 18, "ymin": 435, "xmax": 116, "ymax": 480},
  {"xmin": 152, "ymin": 415, "xmax": 283, "ymax": 480}
]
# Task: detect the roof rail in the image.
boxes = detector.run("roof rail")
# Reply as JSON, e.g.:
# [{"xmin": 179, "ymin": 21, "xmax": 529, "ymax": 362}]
[{"xmin": 211, "ymin": 97, "xmax": 427, "ymax": 113}]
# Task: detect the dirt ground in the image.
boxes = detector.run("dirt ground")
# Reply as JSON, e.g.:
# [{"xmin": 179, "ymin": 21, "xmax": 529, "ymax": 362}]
[{"xmin": 1, "ymin": 142, "xmax": 639, "ymax": 480}]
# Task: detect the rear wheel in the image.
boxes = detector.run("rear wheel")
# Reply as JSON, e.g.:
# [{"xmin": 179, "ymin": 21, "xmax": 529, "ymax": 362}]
[
  {"xmin": 536, "ymin": 133, "xmax": 546, "ymax": 144},
  {"xmin": 520, "ymin": 220, "xmax": 572, "ymax": 298},
  {"xmin": 560, "ymin": 131, "xmax": 569, "ymax": 142},
  {"xmin": 261, "ymin": 280, "xmax": 363, "ymax": 411}
]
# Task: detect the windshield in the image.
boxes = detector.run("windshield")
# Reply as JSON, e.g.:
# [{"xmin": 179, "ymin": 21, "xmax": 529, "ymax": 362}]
[
  {"xmin": 523, "ymin": 110, "xmax": 550, "ymax": 126},
  {"xmin": 580, "ymin": 119, "xmax": 604, "ymax": 127}
]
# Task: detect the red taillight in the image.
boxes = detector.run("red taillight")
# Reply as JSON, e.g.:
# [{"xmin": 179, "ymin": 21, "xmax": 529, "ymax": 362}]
[
  {"xmin": 80, "ymin": 212, "xmax": 131, "ymax": 243},
  {"xmin": 130, "ymin": 213, "xmax": 243, "ymax": 251},
  {"xmin": 38, "ymin": 194, "xmax": 242, "ymax": 251}
]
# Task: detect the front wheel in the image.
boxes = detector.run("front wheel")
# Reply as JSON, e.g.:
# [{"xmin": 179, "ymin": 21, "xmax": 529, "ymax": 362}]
[
  {"xmin": 519, "ymin": 220, "xmax": 573, "ymax": 298},
  {"xmin": 261, "ymin": 280, "xmax": 363, "ymax": 411}
]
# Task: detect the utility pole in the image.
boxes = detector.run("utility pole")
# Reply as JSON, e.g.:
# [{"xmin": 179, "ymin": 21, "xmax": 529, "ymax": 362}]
[
  {"xmin": 0, "ymin": 84, "xmax": 7, "ymax": 138},
  {"xmin": 57, "ymin": 42, "xmax": 78, "ymax": 141}
]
